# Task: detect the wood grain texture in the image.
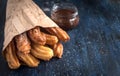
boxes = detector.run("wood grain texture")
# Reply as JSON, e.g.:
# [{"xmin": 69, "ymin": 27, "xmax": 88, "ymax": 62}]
[{"xmin": 0, "ymin": 0, "xmax": 120, "ymax": 76}]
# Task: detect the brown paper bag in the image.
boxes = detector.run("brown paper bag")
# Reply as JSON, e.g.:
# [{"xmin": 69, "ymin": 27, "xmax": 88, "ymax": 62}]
[{"xmin": 3, "ymin": 0, "xmax": 58, "ymax": 51}]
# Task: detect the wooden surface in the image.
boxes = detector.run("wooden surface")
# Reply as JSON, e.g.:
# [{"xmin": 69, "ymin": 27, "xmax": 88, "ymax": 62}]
[{"xmin": 0, "ymin": 0, "xmax": 120, "ymax": 76}]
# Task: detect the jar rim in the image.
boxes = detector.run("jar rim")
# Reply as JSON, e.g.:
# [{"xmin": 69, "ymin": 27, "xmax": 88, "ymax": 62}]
[{"xmin": 51, "ymin": 2, "xmax": 78, "ymax": 18}]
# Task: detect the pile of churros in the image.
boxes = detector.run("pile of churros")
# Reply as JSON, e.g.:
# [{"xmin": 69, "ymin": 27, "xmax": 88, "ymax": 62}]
[{"xmin": 4, "ymin": 26, "xmax": 70, "ymax": 69}]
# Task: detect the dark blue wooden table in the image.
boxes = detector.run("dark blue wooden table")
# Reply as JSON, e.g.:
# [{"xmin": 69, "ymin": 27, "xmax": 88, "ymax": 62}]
[{"xmin": 0, "ymin": 0, "xmax": 120, "ymax": 76}]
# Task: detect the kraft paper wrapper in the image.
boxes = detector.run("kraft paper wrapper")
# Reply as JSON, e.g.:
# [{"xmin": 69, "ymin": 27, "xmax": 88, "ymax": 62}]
[{"xmin": 3, "ymin": 0, "xmax": 58, "ymax": 51}]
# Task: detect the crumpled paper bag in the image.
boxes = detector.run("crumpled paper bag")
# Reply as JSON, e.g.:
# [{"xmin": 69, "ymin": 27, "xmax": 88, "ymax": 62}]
[{"xmin": 3, "ymin": 0, "xmax": 58, "ymax": 51}]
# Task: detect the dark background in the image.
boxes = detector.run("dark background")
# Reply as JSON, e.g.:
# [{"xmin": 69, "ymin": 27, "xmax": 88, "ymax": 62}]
[{"xmin": 0, "ymin": 0, "xmax": 120, "ymax": 76}]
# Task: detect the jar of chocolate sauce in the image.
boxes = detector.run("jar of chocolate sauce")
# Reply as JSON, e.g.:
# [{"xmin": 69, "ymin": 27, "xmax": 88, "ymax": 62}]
[{"xmin": 51, "ymin": 3, "xmax": 79, "ymax": 31}]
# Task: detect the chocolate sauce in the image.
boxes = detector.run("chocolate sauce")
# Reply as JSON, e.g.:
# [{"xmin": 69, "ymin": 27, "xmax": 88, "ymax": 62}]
[{"xmin": 51, "ymin": 9, "xmax": 79, "ymax": 31}]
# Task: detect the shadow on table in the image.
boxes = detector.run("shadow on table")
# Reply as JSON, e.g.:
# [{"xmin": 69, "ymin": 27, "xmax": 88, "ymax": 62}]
[{"xmin": 0, "ymin": 0, "xmax": 10, "ymax": 76}]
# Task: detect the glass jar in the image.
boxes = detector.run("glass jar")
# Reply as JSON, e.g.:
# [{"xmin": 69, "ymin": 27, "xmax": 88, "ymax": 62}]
[{"xmin": 51, "ymin": 3, "xmax": 79, "ymax": 31}]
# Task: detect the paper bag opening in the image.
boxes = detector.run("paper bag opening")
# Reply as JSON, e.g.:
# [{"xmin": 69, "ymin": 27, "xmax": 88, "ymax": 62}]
[{"xmin": 3, "ymin": 0, "xmax": 58, "ymax": 51}]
